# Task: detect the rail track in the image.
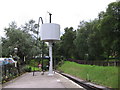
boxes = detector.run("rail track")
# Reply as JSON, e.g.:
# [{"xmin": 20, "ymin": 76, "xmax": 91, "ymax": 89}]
[{"xmin": 58, "ymin": 72, "xmax": 112, "ymax": 90}]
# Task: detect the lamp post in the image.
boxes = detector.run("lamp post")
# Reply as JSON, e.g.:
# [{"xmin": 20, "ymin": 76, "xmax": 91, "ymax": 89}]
[
  {"xmin": 14, "ymin": 48, "xmax": 18, "ymax": 54},
  {"xmin": 14, "ymin": 47, "xmax": 18, "ymax": 62},
  {"xmin": 14, "ymin": 47, "xmax": 18, "ymax": 68},
  {"xmin": 85, "ymin": 53, "xmax": 89, "ymax": 61}
]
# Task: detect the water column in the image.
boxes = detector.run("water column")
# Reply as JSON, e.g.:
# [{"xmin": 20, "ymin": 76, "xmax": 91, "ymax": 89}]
[
  {"xmin": 40, "ymin": 23, "xmax": 60, "ymax": 76},
  {"xmin": 0, "ymin": 36, "xmax": 2, "ymax": 58},
  {"xmin": 0, "ymin": 36, "xmax": 2, "ymax": 89}
]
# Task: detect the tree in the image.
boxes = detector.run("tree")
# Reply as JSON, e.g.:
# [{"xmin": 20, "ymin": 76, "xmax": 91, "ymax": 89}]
[
  {"xmin": 2, "ymin": 19, "xmax": 49, "ymax": 64},
  {"xmin": 74, "ymin": 1, "xmax": 120, "ymax": 60},
  {"xmin": 75, "ymin": 20, "xmax": 104, "ymax": 60},
  {"xmin": 87, "ymin": 20, "xmax": 104, "ymax": 60},
  {"xmin": 2, "ymin": 21, "xmax": 42, "ymax": 63},
  {"xmin": 75, "ymin": 21, "xmax": 90, "ymax": 60},
  {"xmin": 59, "ymin": 27, "xmax": 77, "ymax": 59},
  {"xmin": 99, "ymin": 1, "xmax": 120, "ymax": 58},
  {"xmin": 21, "ymin": 19, "xmax": 48, "ymax": 58},
  {"xmin": 21, "ymin": 19, "xmax": 38, "ymax": 39}
]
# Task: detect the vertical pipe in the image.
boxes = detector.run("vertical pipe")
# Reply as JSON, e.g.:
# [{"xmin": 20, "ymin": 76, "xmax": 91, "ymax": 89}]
[
  {"xmin": 48, "ymin": 42, "xmax": 53, "ymax": 75},
  {"xmin": 37, "ymin": 17, "xmax": 44, "ymax": 74},
  {"xmin": 49, "ymin": 13, "xmax": 52, "ymax": 23},
  {"xmin": 48, "ymin": 12, "xmax": 52, "ymax": 23}
]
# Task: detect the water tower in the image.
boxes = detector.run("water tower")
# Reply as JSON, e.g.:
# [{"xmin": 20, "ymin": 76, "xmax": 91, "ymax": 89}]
[
  {"xmin": 0, "ymin": 36, "xmax": 2, "ymax": 57},
  {"xmin": 40, "ymin": 13, "xmax": 60, "ymax": 75}
]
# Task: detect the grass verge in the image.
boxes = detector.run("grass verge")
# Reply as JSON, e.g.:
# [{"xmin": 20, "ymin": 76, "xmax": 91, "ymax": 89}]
[
  {"xmin": 24, "ymin": 65, "xmax": 41, "ymax": 72},
  {"xmin": 58, "ymin": 61, "xmax": 118, "ymax": 88}
]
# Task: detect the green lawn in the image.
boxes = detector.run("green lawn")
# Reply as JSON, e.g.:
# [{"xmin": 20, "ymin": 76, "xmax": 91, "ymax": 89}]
[
  {"xmin": 31, "ymin": 66, "xmax": 40, "ymax": 71},
  {"xmin": 58, "ymin": 61, "xmax": 118, "ymax": 88}
]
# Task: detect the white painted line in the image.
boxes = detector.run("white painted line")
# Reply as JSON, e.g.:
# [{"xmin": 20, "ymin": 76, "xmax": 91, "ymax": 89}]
[
  {"xmin": 57, "ymin": 79, "xmax": 61, "ymax": 82},
  {"xmin": 56, "ymin": 72, "xmax": 84, "ymax": 88}
]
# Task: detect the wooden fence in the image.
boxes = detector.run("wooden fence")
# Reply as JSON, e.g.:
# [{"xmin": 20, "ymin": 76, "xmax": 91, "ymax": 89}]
[{"xmin": 67, "ymin": 59, "xmax": 120, "ymax": 66}]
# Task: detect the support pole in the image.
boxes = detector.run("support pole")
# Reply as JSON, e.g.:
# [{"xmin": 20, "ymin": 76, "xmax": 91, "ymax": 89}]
[{"xmin": 48, "ymin": 41, "xmax": 53, "ymax": 76}]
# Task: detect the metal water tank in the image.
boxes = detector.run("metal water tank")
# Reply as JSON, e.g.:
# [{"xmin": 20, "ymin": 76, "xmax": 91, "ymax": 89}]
[{"xmin": 40, "ymin": 23, "xmax": 60, "ymax": 41}]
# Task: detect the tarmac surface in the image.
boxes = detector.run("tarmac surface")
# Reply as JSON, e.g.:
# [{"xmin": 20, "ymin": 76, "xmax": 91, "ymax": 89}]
[{"xmin": 2, "ymin": 72, "xmax": 86, "ymax": 89}]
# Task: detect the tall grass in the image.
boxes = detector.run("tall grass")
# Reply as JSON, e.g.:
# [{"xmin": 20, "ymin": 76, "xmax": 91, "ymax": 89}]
[{"xmin": 58, "ymin": 61, "xmax": 118, "ymax": 88}]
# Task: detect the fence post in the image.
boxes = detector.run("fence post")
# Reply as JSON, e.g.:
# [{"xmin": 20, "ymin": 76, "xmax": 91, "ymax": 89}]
[
  {"xmin": 114, "ymin": 61, "xmax": 116, "ymax": 66},
  {"xmin": 4, "ymin": 65, "xmax": 6, "ymax": 77},
  {"xmin": 108, "ymin": 61, "xmax": 110, "ymax": 66}
]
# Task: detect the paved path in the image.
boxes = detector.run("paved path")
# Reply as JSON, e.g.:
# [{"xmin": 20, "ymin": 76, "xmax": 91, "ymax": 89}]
[{"xmin": 2, "ymin": 72, "xmax": 85, "ymax": 89}]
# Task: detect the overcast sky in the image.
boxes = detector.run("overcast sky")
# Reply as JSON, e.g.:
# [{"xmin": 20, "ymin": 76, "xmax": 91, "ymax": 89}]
[{"xmin": 0, "ymin": 0, "xmax": 116, "ymax": 37}]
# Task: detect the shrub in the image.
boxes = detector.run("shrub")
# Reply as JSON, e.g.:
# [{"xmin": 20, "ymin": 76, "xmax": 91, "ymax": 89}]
[{"xmin": 23, "ymin": 65, "xmax": 31, "ymax": 72}]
